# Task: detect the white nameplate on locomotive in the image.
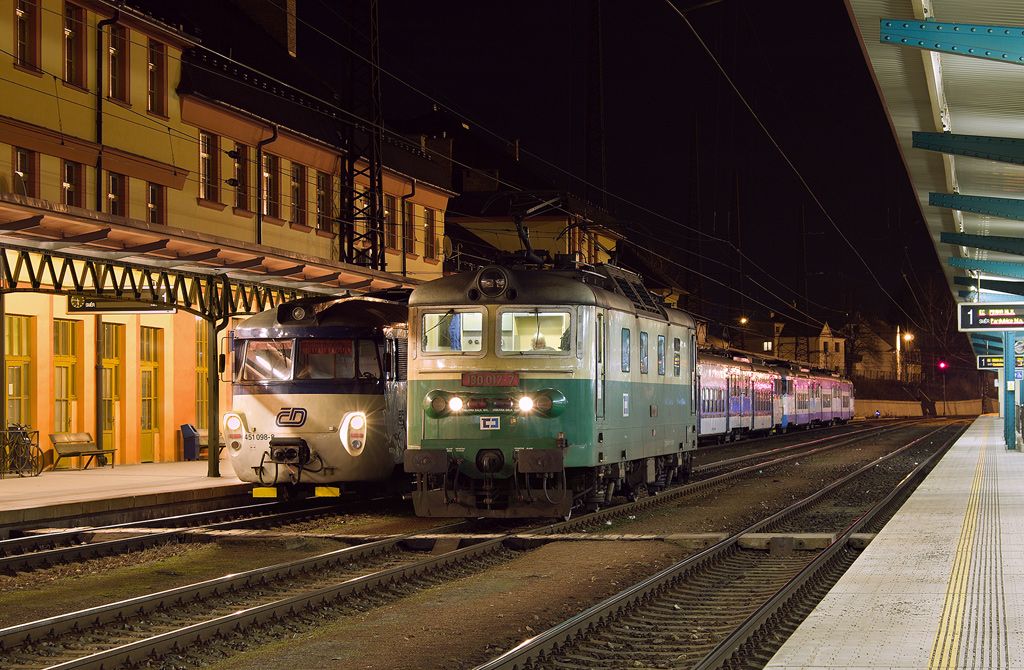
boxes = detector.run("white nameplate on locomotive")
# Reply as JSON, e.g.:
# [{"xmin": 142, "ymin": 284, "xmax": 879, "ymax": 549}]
[
  {"xmin": 462, "ymin": 372, "xmax": 519, "ymax": 386},
  {"xmin": 479, "ymin": 417, "xmax": 500, "ymax": 430}
]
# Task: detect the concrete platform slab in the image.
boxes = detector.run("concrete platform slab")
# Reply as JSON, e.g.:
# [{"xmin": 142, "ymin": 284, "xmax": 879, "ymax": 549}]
[
  {"xmin": 767, "ymin": 415, "xmax": 1022, "ymax": 669},
  {"xmin": 0, "ymin": 458, "xmax": 250, "ymax": 528}
]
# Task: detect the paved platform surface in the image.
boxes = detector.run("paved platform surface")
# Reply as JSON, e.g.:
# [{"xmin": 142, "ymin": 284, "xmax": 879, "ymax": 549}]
[
  {"xmin": 0, "ymin": 459, "xmax": 249, "ymax": 526},
  {"xmin": 768, "ymin": 414, "xmax": 1023, "ymax": 669}
]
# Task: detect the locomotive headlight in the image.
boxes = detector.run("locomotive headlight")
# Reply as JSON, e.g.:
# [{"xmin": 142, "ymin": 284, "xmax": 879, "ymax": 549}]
[
  {"xmin": 430, "ymin": 395, "xmax": 448, "ymax": 414},
  {"xmin": 518, "ymin": 395, "xmax": 534, "ymax": 413},
  {"xmin": 448, "ymin": 396, "xmax": 464, "ymax": 412},
  {"xmin": 340, "ymin": 412, "xmax": 367, "ymax": 457},
  {"xmin": 225, "ymin": 414, "xmax": 243, "ymax": 432},
  {"xmin": 291, "ymin": 306, "xmax": 307, "ymax": 321}
]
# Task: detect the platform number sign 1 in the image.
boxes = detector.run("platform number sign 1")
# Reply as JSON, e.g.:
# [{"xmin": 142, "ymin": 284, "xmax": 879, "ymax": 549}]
[{"xmin": 958, "ymin": 303, "xmax": 1024, "ymax": 332}]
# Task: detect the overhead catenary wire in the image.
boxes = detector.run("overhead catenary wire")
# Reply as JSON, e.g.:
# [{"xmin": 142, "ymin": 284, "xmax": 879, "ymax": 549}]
[{"xmin": 22, "ymin": 1, "xmax": 836, "ymax": 329}]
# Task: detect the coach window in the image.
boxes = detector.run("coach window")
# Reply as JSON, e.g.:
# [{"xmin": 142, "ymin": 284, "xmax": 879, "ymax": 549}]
[
  {"xmin": 672, "ymin": 337, "xmax": 681, "ymax": 376},
  {"xmin": 498, "ymin": 308, "xmax": 571, "ymax": 355},
  {"xmin": 422, "ymin": 310, "xmax": 484, "ymax": 353},
  {"xmin": 657, "ymin": 335, "xmax": 666, "ymax": 375},
  {"xmin": 240, "ymin": 339, "xmax": 294, "ymax": 381},
  {"xmin": 621, "ymin": 328, "xmax": 630, "ymax": 372},
  {"xmin": 640, "ymin": 332, "xmax": 649, "ymax": 374}
]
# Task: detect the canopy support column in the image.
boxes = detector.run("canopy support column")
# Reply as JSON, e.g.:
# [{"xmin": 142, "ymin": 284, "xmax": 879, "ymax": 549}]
[
  {"xmin": 1004, "ymin": 331, "xmax": 1018, "ymax": 450},
  {"xmin": 207, "ymin": 317, "xmax": 221, "ymax": 478}
]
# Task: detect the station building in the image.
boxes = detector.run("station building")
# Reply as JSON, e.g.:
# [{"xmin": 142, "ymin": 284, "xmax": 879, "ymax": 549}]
[{"xmin": 0, "ymin": 0, "xmax": 452, "ymax": 466}]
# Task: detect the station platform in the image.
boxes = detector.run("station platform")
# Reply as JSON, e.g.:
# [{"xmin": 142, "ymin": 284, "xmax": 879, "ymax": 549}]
[
  {"xmin": 0, "ymin": 458, "xmax": 250, "ymax": 529},
  {"xmin": 768, "ymin": 415, "xmax": 1023, "ymax": 669}
]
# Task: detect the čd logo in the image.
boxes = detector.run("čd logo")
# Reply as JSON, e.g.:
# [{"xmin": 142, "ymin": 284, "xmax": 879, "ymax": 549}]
[{"xmin": 276, "ymin": 407, "xmax": 308, "ymax": 427}]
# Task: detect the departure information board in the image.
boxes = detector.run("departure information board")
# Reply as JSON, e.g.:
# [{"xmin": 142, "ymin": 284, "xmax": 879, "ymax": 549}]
[
  {"xmin": 977, "ymin": 355, "xmax": 1024, "ymax": 370},
  {"xmin": 958, "ymin": 303, "xmax": 1024, "ymax": 332}
]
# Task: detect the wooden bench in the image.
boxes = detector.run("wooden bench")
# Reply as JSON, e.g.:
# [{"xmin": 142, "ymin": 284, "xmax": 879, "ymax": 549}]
[
  {"xmin": 49, "ymin": 432, "xmax": 115, "ymax": 470},
  {"xmin": 196, "ymin": 429, "xmax": 225, "ymax": 460}
]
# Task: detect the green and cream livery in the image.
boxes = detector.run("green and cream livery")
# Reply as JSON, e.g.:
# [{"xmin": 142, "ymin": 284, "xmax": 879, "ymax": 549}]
[{"xmin": 404, "ymin": 264, "xmax": 698, "ymax": 518}]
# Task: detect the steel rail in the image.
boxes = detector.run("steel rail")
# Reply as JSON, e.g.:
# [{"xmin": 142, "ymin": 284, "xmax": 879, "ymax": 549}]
[
  {"xmin": 692, "ymin": 421, "xmax": 966, "ymax": 670},
  {"xmin": 0, "ymin": 501, "xmax": 280, "ymax": 557},
  {"xmin": 0, "ymin": 502, "xmax": 345, "ymax": 574},
  {"xmin": 473, "ymin": 421, "xmax": 958, "ymax": 670},
  {"xmin": 539, "ymin": 420, "xmax": 916, "ymax": 535}
]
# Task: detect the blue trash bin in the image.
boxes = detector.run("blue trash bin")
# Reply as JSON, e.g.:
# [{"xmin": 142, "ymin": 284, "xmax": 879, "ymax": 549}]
[{"xmin": 181, "ymin": 424, "xmax": 200, "ymax": 461}]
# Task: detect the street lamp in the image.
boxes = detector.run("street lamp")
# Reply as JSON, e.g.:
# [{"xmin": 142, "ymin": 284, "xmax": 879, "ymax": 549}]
[
  {"xmin": 938, "ymin": 360, "xmax": 948, "ymax": 415},
  {"xmin": 896, "ymin": 326, "xmax": 913, "ymax": 382}
]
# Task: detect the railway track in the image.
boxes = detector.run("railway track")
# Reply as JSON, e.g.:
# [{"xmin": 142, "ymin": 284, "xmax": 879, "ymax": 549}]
[
  {"xmin": 0, "ymin": 420, "xmax": 941, "ymax": 669},
  {"xmin": 474, "ymin": 420, "xmax": 966, "ymax": 670},
  {"xmin": 0, "ymin": 500, "xmax": 359, "ymax": 574},
  {"xmin": 0, "ymin": 422, "xmax": 899, "ymax": 577}
]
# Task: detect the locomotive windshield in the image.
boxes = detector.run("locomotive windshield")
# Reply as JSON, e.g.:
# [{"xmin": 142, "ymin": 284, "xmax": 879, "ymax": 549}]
[
  {"xmin": 499, "ymin": 309, "xmax": 571, "ymax": 354},
  {"xmin": 237, "ymin": 338, "xmax": 381, "ymax": 381},
  {"xmin": 421, "ymin": 310, "xmax": 484, "ymax": 353}
]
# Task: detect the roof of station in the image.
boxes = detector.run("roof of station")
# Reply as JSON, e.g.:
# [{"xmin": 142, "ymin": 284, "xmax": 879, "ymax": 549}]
[{"xmin": 847, "ymin": 0, "xmax": 1024, "ymax": 356}]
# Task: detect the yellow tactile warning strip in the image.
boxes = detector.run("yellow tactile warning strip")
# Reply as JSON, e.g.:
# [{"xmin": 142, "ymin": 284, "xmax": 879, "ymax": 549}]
[
  {"xmin": 929, "ymin": 436, "xmax": 985, "ymax": 668},
  {"xmin": 944, "ymin": 421, "xmax": 1010, "ymax": 669}
]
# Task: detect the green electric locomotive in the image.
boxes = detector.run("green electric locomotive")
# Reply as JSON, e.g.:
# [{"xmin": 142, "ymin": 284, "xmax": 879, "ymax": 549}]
[{"xmin": 404, "ymin": 262, "xmax": 698, "ymax": 518}]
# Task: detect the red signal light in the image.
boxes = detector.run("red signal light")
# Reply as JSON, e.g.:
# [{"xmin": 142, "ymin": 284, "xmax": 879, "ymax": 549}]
[{"xmin": 938, "ymin": 360, "xmax": 948, "ymax": 370}]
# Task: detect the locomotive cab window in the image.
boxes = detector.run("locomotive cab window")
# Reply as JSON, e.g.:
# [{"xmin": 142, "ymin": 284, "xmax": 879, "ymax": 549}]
[
  {"xmin": 498, "ymin": 308, "xmax": 571, "ymax": 354},
  {"xmin": 240, "ymin": 339, "xmax": 294, "ymax": 381},
  {"xmin": 421, "ymin": 310, "xmax": 484, "ymax": 353},
  {"xmin": 295, "ymin": 339, "xmax": 355, "ymax": 379}
]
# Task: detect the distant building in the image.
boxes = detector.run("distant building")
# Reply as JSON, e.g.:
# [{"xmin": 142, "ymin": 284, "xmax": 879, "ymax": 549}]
[{"xmin": 733, "ymin": 319, "xmax": 845, "ymax": 373}]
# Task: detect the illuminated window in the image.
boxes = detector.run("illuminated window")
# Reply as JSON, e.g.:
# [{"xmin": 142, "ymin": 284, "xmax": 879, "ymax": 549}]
[
  {"xmin": 384, "ymin": 194, "xmax": 397, "ymax": 248},
  {"xmin": 316, "ymin": 171, "xmax": 333, "ymax": 230},
  {"xmin": 199, "ymin": 131, "xmax": 219, "ymax": 202},
  {"xmin": 290, "ymin": 163, "xmax": 306, "ymax": 225},
  {"xmin": 261, "ymin": 154, "xmax": 279, "ymax": 218},
  {"xmin": 5, "ymin": 315, "xmax": 32, "ymax": 425}
]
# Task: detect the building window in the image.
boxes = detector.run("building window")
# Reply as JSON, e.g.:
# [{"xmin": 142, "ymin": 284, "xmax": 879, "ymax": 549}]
[
  {"xmin": 146, "ymin": 182, "xmax": 164, "ymax": 224},
  {"xmin": 402, "ymin": 200, "xmax": 415, "ymax": 253},
  {"xmin": 423, "ymin": 207, "xmax": 436, "ymax": 259},
  {"xmin": 261, "ymin": 154, "xmax": 279, "ymax": 218},
  {"xmin": 621, "ymin": 328, "xmax": 631, "ymax": 373},
  {"xmin": 384, "ymin": 194, "xmax": 397, "ymax": 248},
  {"xmin": 15, "ymin": 0, "xmax": 39, "ymax": 70},
  {"xmin": 5, "ymin": 315, "xmax": 32, "ymax": 425},
  {"xmin": 63, "ymin": 3, "xmax": 86, "ymax": 86},
  {"xmin": 196, "ymin": 323, "xmax": 208, "ymax": 429},
  {"xmin": 140, "ymin": 327, "xmax": 160, "ymax": 454},
  {"xmin": 763, "ymin": 340, "xmax": 773, "ymax": 352},
  {"xmin": 54, "ymin": 319, "xmax": 78, "ymax": 433},
  {"xmin": 107, "ymin": 24, "xmax": 128, "ymax": 103},
  {"xmin": 835, "ymin": 342, "xmax": 840, "ymax": 353},
  {"xmin": 147, "ymin": 39, "xmax": 166, "ymax": 115},
  {"xmin": 234, "ymin": 144, "xmax": 249, "ymax": 210},
  {"xmin": 640, "ymin": 332, "xmax": 649, "ymax": 374},
  {"xmin": 290, "ymin": 163, "xmax": 306, "ymax": 225},
  {"xmin": 100, "ymin": 323, "xmax": 122, "ymax": 448},
  {"xmin": 107, "ymin": 171, "xmax": 127, "ymax": 216},
  {"xmin": 61, "ymin": 160, "xmax": 82, "ymax": 207},
  {"xmin": 13, "ymin": 147, "xmax": 37, "ymax": 198},
  {"xmin": 198, "ymin": 131, "xmax": 219, "ymax": 202},
  {"xmin": 316, "ymin": 171, "xmax": 333, "ymax": 230}
]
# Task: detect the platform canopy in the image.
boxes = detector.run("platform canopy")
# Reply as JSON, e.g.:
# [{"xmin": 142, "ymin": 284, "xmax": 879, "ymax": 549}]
[{"xmin": 847, "ymin": 0, "xmax": 1024, "ymax": 357}]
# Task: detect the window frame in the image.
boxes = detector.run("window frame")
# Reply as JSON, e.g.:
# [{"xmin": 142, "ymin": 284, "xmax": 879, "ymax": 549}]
[
  {"xmin": 620, "ymin": 328, "xmax": 631, "ymax": 373},
  {"xmin": 495, "ymin": 307, "xmax": 573, "ymax": 357},
  {"xmin": 63, "ymin": 2, "xmax": 86, "ymax": 87},
  {"xmin": 290, "ymin": 163, "xmax": 307, "ymax": 226},
  {"xmin": 316, "ymin": 170, "xmax": 333, "ymax": 230},
  {"xmin": 13, "ymin": 146, "xmax": 38, "ymax": 198},
  {"xmin": 234, "ymin": 144, "xmax": 250, "ymax": 210},
  {"xmin": 146, "ymin": 38, "xmax": 167, "ymax": 116},
  {"xmin": 262, "ymin": 153, "xmax": 280, "ymax": 218},
  {"xmin": 423, "ymin": 207, "xmax": 436, "ymax": 259},
  {"xmin": 146, "ymin": 181, "xmax": 164, "ymax": 224},
  {"xmin": 419, "ymin": 308, "xmax": 487, "ymax": 357},
  {"xmin": 384, "ymin": 194, "xmax": 398, "ymax": 248},
  {"xmin": 15, "ymin": 0, "xmax": 40, "ymax": 71},
  {"xmin": 107, "ymin": 171, "xmax": 127, "ymax": 217},
  {"xmin": 107, "ymin": 23, "xmax": 129, "ymax": 103},
  {"xmin": 402, "ymin": 200, "xmax": 415, "ymax": 253},
  {"xmin": 61, "ymin": 159, "xmax": 83, "ymax": 207},
  {"xmin": 198, "ymin": 131, "xmax": 219, "ymax": 203}
]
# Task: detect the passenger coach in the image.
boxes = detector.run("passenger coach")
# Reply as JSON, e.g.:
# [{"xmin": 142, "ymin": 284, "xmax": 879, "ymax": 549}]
[{"xmin": 404, "ymin": 263, "xmax": 699, "ymax": 518}]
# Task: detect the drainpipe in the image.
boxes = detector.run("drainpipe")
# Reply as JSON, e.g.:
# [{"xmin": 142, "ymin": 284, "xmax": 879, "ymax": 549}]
[
  {"xmin": 96, "ymin": 9, "xmax": 120, "ymax": 212},
  {"xmin": 254, "ymin": 125, "xmax": 278, "ymax": 245},
  {"xmin": 400, "ymin": 179, "xmax": 416, "ymax": 278}
]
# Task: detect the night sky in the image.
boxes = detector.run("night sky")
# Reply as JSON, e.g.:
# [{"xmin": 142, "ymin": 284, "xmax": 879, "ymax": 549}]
[{"xmin": 320, "ymin": 1, "xmax": 947, "ymax": 337}]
